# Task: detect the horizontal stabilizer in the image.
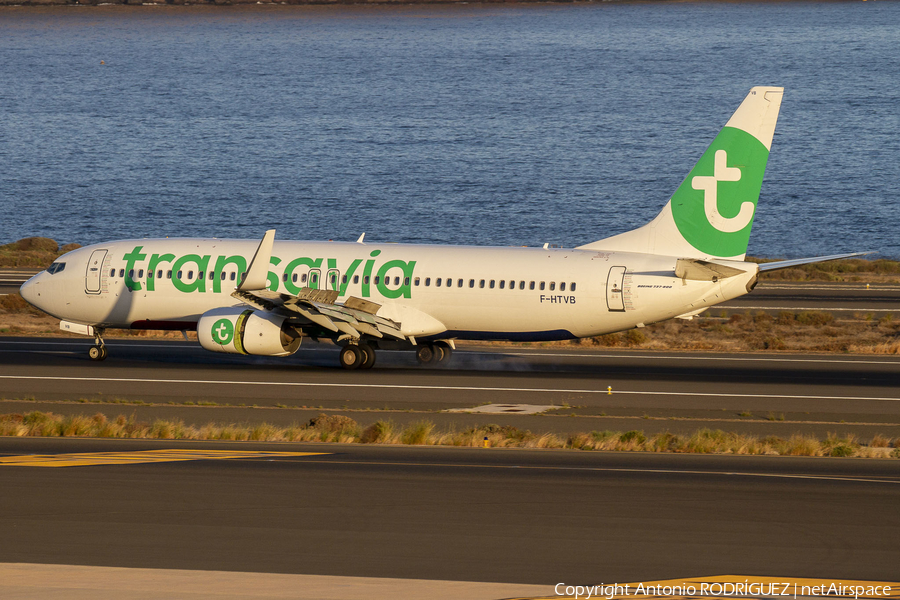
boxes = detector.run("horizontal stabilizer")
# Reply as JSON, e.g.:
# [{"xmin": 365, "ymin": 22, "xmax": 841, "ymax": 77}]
[{"xmin": 757, "ymin": 252, "xmax": 874, "ymax": 272}]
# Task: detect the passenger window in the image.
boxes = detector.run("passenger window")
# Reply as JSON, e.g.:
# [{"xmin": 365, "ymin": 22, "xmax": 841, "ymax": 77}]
[
  {"xmin": 499, "ymin": 281, "xmax": 505, "ymax": 289},
  {"xmin": 374, "ymin": 276, "xmax": 380, "ymax": 285},
  {"xmin": 311, "ymin": 273, "xmax": 318, "ymax": 284},
  {"xmin": 561, "ymin": 282, "xmax": 566, "ymax": 292},
  {"xmin": 479, "ymin": 280, "xmax": 485, "ymax": 288},
  {"xmin": 469, "ymin": 279, "xmax": 475, "ymax": 288},
  {"xmin": 425, "ymin": 278, "xmax": 431, "ymax": 286},
  {"xmin": 342, "ymin": 275, "xmax": 348, "ymax": 284},
  {"xmin": 138, "ymin": 269, "xmax": 144, "ymax": 278},
  {"xmin": 167, "ymin": 271, "xmax": 172, "ymax": 279},
  {"xmin": 393, "ymin": 276, "xmax": 399, "ymax": 286},
  {"xmin": 445, "ymin": 278, "xmax": 452, "ymax": 288},
  {"xmin": 282, "ymin": 273, "xmax": 289, "ymax": 282},
  {"xmin": 529, "ymin": 281, "xmax": 535, "ymax": 290},
  {"xmin": 404, "ymin": 277, "xmax": 410, "ymax": 286},
  {"xmin": 489, "ymin": 280, "xmax": 495, "ymax": 289},
  {"xmin": 436, "ymin": 278, "xmax": 442, "ymax": 287},
  {"xmin": 458, "ymin": 279, "xmax": 464, "ymax": 288},
  {"xmin": 353, "ymin": 275, "xmax": 359, "ymax": 284},
  {"xmin": 188, "ymin": 271, "xmax": 193, "ymax": 279},
  {"xmin": 540, "ymin": 282, "xmax": 546, "ymax": 290},
  {"xmin": 119, "ymin": 269, "xmax": 125, "ymax": 278},
  {"xmin": 177, "ymin": 271, "xmax": 183, "ymax": 279},
  {"xmin": 302, "ymin": 273, "xmax": 308, "ymax": 283},
  {"xmin": 220, "ymin": 272, "xmax": 225, "ymax": 281},
  {"xmin": 128, "ymin": 269, "xmax": 134, "ymax": 278},
  {"xmin": 549, "ymin": 282, "xmax": 555, "ymax": 291},
  {"xmin": 364, "ymin": 276, "xmax": 370, "ymax": 284},
  {"xmin": 509, "ymin": 280, "xmax": 514, "ymax": 289},
  {"xmin": 414, "ymin": 277, "xmax": 420, "ymax": 286},
  {"xmin": 292, "ymin": 274, "xmax": 298, "ymax": 283},
  {"xmin": 198, "ymin": 271, "xmax": 204, "ymax": 280},
  {"xmin": 109, "ymin": 269, "xmax": 115, "ymax": 277},
  {"xmin": 519, "ymin": 281, "xmax": 525, "ymax": 290},
  {"xmin": 230, "ymin": 272, "xmax": 236, "ymax": 281}
]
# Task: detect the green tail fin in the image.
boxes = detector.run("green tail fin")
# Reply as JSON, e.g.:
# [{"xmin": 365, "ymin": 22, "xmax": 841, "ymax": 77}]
[{"xmin": 579, "ymin": 87, "xmax": 784, "ymax": 260}]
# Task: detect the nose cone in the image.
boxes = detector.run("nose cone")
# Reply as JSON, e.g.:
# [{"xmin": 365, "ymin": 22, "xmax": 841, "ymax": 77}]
[{"xmin": 19, "ymin": 273, "xmax": 43, "ymax": 309}]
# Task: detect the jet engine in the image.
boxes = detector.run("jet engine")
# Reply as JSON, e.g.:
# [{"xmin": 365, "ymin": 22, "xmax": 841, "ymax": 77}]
[{"xmin": 198, "ymin": 306, "xmax": 301, "ymax": 356}]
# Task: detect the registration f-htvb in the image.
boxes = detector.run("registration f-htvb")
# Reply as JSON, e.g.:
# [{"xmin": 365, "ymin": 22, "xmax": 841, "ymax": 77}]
[{"xmin": 21, "ymin": 87, "xmax": 864, "ymax": 369}]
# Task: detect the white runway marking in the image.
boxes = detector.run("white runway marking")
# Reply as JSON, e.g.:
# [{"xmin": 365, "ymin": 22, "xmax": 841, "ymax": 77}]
[{"xmin": 0, "ymin": 375, "xmax": 897, "ymax": 403}]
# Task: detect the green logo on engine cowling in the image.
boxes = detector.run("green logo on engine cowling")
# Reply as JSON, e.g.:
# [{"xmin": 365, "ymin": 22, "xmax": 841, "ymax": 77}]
[
  {"xmin": 670, "ymin": 127, "xmax": 770, "ymax": 257},
  {"xmin": 211, "ymin": 319, "xmax": 234, "ymax": 345}
]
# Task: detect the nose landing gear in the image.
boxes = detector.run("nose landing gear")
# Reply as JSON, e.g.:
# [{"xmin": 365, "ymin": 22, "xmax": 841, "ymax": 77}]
[{"xmin": 88, "ymin": 329, "xmax": 107, "ymax": 361}]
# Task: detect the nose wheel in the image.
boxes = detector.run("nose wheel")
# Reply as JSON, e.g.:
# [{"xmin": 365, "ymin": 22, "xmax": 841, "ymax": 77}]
[{"xmin": 89, "ymin": 329, "xmax": 107, "ymax": 361}]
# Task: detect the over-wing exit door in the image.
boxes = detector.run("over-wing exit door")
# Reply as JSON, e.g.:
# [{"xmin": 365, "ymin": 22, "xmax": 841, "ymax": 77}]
[{"xmin": 606, "ymin": 266, "xmax": 626, "ymax": 312}]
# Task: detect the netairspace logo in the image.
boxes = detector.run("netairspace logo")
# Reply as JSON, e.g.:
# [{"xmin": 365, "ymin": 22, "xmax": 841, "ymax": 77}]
[{"xmin": 553, "ymin": 582, "xmax": 895, "ymax": 600}]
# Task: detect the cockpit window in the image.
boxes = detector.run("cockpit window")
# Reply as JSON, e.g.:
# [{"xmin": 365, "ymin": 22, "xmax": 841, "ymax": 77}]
[{"xmin": 47, "ymin": 262, "xmax": 66, "ymax": 275}]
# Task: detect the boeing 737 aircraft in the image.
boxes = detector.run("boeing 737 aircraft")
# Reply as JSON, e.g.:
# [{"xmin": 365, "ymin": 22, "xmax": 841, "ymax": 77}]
[{"xmin": 20, "ymin": 87, "xmax": 864, "ymax": 369}]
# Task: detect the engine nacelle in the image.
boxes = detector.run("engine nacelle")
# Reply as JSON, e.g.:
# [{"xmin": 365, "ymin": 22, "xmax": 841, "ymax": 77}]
[{"xmin": 198, "ymin": 307, "xmax": 301, "ymax": 357}]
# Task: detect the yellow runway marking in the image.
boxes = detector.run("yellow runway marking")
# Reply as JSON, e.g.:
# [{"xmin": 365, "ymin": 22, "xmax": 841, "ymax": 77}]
[
  {"xmin": 524, "ymin": 576, "xmax": 900, "ymax": 600},
  {"xmin": 0, "ymin": 449, "xmax": 328, "ymax": 467}
]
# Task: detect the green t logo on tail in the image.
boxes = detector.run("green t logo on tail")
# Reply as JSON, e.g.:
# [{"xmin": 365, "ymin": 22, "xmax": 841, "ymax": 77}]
[{"xmin": 671, "ymin": 127, "xmax": 770, "ymax": 257}]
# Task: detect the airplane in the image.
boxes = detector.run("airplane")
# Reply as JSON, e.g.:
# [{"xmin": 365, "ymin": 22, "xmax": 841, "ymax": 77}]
[{"xmin": 19, "ymin": 86, "xmax": 866, "ymax": 369}]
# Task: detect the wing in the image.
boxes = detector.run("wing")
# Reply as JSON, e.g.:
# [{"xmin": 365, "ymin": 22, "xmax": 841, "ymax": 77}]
[
  {"xmin": 232, "ymin": 230, "xmax": 405, "ymax": 341},
  {"xmin": 233, "ymin": 287, "xmax": 405, "ymax": 341}
]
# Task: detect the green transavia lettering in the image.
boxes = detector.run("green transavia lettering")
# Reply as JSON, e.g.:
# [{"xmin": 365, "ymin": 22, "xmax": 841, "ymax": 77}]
[{"xmin": 121, "ymin": 246, "xmax": 416, "ymax": 299}]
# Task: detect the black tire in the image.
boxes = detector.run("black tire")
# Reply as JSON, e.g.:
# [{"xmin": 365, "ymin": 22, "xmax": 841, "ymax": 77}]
[
  {"xmin": 339, "ymin": 345, "xmax": 363, "ymax": 370},
  {"xmin": 89, "ymin": 346, "xmax": 106, "ymax": 361},
  {"xmin": 359, "ymin": 344, "xmax": 376, "ymax": 369},
  {"xmin": 415, "ymin": 345, "xmax": 435, "ymax": 365},
  {"xmin": 435, "ymin": 342, "xmax": 453, "ymax": 364}
]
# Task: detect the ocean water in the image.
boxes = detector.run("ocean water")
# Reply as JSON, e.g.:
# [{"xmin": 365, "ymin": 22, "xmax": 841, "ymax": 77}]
[{"xmin": 1, "ymin": 2, "xmax": 898, "ymax": 258}]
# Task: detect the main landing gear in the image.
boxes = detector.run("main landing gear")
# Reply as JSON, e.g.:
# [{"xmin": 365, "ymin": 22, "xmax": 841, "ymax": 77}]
[
  {"xmin": 88, "ymin": 329, "xmax": 107, "ymax": 361},
  {"xmin": 339, "ymin": 343, "xmax": 376, "ymax": 370},
  {"xmin": 415, "ymin": 342, "xmax": 452, "ymax": 367}
]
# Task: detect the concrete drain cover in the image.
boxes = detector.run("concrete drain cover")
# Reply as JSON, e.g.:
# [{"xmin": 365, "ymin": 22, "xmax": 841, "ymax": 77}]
[{"xmin": 445, "ymin": 404, "xmax": 558, "ymax": 415}]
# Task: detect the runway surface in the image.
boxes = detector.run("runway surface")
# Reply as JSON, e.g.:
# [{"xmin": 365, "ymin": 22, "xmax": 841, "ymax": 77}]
[
  {"xmin": 1, "ymin": 438, "xmax": 898, "ymax": 585},
  {"xmin": 1, "ymin": 336, "xmax": 899, "ymax": 439}
]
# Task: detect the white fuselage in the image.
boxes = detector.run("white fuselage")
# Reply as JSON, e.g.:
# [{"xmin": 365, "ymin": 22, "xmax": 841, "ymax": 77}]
[{"xmin": 21, "ymin": 238, "xmax": 757, "ymax": 341}]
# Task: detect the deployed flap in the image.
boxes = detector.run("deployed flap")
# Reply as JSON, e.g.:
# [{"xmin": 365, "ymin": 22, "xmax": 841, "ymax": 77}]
[
  {"xmin": 231, "ymin": 287, "xmax": 405, "ymax": 340},
  {"xmin": 237, "ymin": 229, "xmax": 276, "ymax": 291},
  {"xmin": 675, "ymin": 259, "xmax": 748, "ymax": 281}
]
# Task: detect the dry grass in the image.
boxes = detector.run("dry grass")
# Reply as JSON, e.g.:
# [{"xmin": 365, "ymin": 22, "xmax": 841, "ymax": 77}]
[
  {"xmin": 567, "ymin": 309, "xmax": 900, "ymax": 354},
  {"xmin": 0, "ymin": 237, "xmax": 81, "ymax": 269},
  {"xmin": 2, "ymin": 412, "xmax": 898, "ymax": 458}
]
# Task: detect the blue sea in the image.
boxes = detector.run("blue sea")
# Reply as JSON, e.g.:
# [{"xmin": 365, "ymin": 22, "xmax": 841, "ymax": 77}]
[{"xmin": 1, "ymin": 2, "xmax": 898, "ymax": 258}]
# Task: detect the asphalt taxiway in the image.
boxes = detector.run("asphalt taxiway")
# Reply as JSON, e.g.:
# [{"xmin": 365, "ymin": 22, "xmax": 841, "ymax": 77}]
[
  {"xmin": 1, "ymin": 438, "xmax": 898, "ymax": 584},
  {"xmin": 1, "ymin": 337, "xmax": 899, "ymax": 439}
]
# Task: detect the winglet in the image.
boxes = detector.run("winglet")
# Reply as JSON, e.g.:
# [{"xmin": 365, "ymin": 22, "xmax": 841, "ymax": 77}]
[
  {"xmin": 238, "ymin": 229, "xmax": 276, "ymax": 291},
  {"xmin": 357, "ymin": 233, "xmax": 366, "ymax": 244}
]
